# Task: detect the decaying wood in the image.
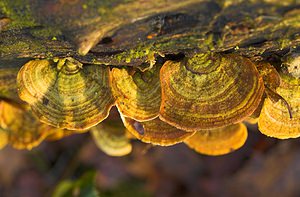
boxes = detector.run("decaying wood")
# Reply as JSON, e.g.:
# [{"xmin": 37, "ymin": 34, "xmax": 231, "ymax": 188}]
[{"xmin": 0, "ymin": 0, "xmax": 299, "ymax": 68}]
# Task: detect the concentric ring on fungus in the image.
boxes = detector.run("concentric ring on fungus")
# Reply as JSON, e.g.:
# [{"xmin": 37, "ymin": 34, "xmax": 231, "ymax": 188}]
[
  {"xmin": 122, "ymin": 117, "xmax": 195, "ymax": 146},
  {"xmin": 111, "ymin": 65, "xmax": 161, "ymax": 122},
  {"xmin": 0, "ymin": 101, "xmax": 59, "ymax": 150},
  {"xmin": 91, "ymin": 122, "xmax": 132, "ymax": 157},
  {"xmin": 159, "ymin": 53, "xmax": 264, "ymax": 131},
  {"xmin": 258, "ymin": 74, "xmax": 300, "ymax": 139},
  {"xmin": 17, "ymin": 58, "xmax": 115, "ymax": 130},
  {"xmin": 184, "ymin": 123, "xmax": 248, "ymax": 156}
]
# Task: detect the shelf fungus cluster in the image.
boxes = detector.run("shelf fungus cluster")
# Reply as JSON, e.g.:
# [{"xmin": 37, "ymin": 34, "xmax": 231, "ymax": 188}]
[{"xmin": 0, "ymin": 51, "xmax": 299, "ymax": 156}]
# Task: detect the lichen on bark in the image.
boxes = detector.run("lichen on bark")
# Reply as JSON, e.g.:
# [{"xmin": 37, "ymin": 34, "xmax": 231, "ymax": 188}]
[{"xmin": 0, "ymin": 0, "xmax": 299, "ymax": 67}]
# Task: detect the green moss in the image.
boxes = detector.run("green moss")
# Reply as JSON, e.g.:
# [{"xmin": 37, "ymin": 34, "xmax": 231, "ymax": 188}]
[
  {"xmin": 202, "ymin": 34, "xmax": 216, "ymax": 50},
  {"xmin": 113, "ymin": 33, "xmax": 214, "ymax": 65},
  {"xmin": 114, "ymin": 44, "xmax": 155, "ymax": 63},
  {"xmin": 0, "ymin": 0, "xmax": 37, "ymax": 29},
  {"xmin": 0, "ymin": 41, "xmax": 29, "ymax": 54},
  {"xmin": 154, "ymin": 35, "xmax": 206, "ymax": 51},
  {"xmin": 278, "ymin": 38, "xmax": 292, "ymax": 50},
  {"xmin": 0, "ymin": 37, "xmax": 48, "ymax": 57},
  {"xmin": 30, "ymin": 27, "xmax": 62, "ymax": 40},
  {"xmin": 45, "ymin": 52, "xmax": 54, "ymax": 59}
]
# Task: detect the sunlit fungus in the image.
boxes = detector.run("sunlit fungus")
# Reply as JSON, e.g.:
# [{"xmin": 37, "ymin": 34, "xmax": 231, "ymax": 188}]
[
  {"xmin": 184, "ymin": 123, "xmax": 248, "ymax": 156},
  {"xmin": 0, "ymin": 101, "xmax": 58, "ymax": 150},
  {"xmin": 122, "ymin": 117, "xmax": 195, "ymax": 146},
  {"xmin": 258, "ymin": 74, "xmax": 300, "ymax": 139},
  {"xmin": 17, "ymin": 58, "xmax": 115, "ymax": 130},
  {"xmin": 111, "ymin": 64, "xmax": 161, "ymax": 122},
  {"xmin": 91, "ymin": 122, "xmax": 132, "ymax": 157},
  {"xmin": 159, "ymin": 53, "xmax": 264, "ymax": 131}
]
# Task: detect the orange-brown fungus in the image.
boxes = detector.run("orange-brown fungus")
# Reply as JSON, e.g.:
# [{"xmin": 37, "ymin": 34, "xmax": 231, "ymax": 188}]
[
  {"xmin": 123, "ymin": 117, "xmax": 195, "ymax": 146},
  {"xmin": 159, "ymin": 53, "xmax": 264, "ymax": 131},
  {"xmin": 111, "ymin": 65, "xmax": 161, "ymax": 122},
  {"xmin": 0, "ymin": 101, "xmax": 59, "ymax": 150},
  {"xmin": 258, "ymin": 74, "xmax": 300, "ymax": 139},
  {"xmin": 91, "ymin": 122, "xmax": 132, "ymax": 156},
  {"xmin": 184, "ymin": 123, "xmax": 248, "ymax": 156},
  {"xmin": 17, "ymin": 58, "xmax": 115, "ymax": 130}
]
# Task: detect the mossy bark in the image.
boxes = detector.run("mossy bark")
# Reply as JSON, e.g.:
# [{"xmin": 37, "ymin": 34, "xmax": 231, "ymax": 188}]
[{"xmin": 0, "ymin": 0, "xmax": 299, "ymax": 68}]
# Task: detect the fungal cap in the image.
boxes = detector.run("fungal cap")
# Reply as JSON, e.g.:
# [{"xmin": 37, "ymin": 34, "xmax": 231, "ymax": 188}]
[
  {"xmin": 258, "ymin": 76, "xmax": 300, "ymax": 139},
  {"xmin": 122, "ymin": 117, "xmax": 195, "ymax": 146},
  {"xmin": 159, "ymin": 53, "xmax": 264, "ymax": 131},
  {"xmin": 17, "ymin": 58, "xmax": 115, "ymax": 130},
  {"xmin": 91, "ymin": 123, "xmax": 132, "ymax": 157},
  {"xmin": 111, "ymin": 66, "xmax": 161, "ymax": 122}
]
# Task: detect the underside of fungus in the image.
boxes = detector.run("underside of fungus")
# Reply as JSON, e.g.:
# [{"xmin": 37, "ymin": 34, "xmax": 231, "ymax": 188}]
[
  {"xmin": 17, "ymin": 58, "xmax": 115, "ymax": 130},
  {"xmin": 122, "ymin": 117, "xmax": 195, "ymax": 146},
  {"xmin": 91, "ymin": 122, "xmax": 132, "ymax": 157},
  {"xmin": 184, "ymin": 123, "xmax": 248, "ymax": 156},
  {"xmin": 111, "ymin": 64, "xmax": 161, "ymax": 122},
  {"xmin": 159, "ymin": 53, "xmax": 265, "ymax": 131}
]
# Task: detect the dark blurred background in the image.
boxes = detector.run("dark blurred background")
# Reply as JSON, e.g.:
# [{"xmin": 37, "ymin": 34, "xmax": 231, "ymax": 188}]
[{"xmin": 1, "ymin": 122, "xmax": 300, "ymax": 197}]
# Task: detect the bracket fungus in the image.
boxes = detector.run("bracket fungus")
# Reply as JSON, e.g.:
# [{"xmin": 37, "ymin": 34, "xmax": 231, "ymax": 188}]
[
  {"xmin": 17, "ymin": 58, "xmax": 115, "ymax": 130},
  {"xmin": 184, "ymin": 123, "xmax": 248, "ymax": 156},
  {"xmin": 122, "ymin": 117, "xmax": 195, "ymax": 146},
  {"xmin": 91, "ymin": 122, "xmax": 132, "ymax": 157},
  {"xmin": 0, "ymin": 101, "xmax": 58, "ymax": 150},
  {"xmin": 0, "ymin": 0, "xmax": 299, "ymax": 158},
  {"xmin": 258, "ymin": 74, "xmax": 300, "ymax": 139},
  {"xmin": 111, "ymin": 65, "xmax": 161, "ymax": 122},
  {"xmin": 159, "ymin": 53, "xmax": 264, "ymax": 131}
]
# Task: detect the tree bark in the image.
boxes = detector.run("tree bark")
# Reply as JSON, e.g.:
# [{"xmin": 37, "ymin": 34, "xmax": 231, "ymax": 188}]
[{"xmin": 0, "ymin": 0, "xmax": 299, "ymax": 68}]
